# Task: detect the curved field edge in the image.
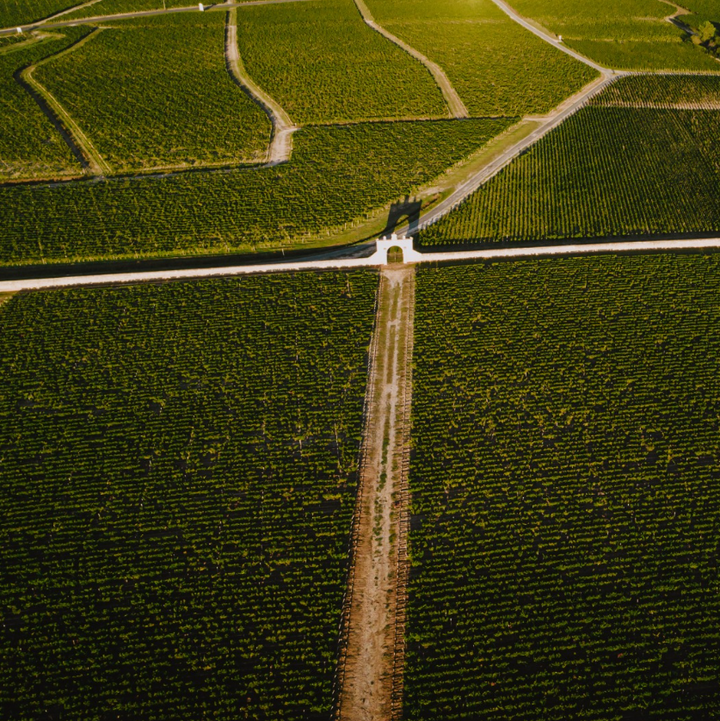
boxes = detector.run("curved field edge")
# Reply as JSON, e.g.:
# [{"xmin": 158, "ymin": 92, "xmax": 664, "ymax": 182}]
[
  {"xmin": 405, "ymin": 255, "xmax": 720, "ymax": 719},
  {"xmin": 0, "ymin": 271, "xmax": 378, "ymax": 719},
  {"xmin": 0, "ymin": 118, "xmax": 512, "ymax": 267}
]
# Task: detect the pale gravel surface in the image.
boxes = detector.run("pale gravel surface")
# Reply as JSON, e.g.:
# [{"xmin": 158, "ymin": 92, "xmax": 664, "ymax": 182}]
[{"xmin": 4, "ymin": 238, "xmax": 720, "ymax": 293}]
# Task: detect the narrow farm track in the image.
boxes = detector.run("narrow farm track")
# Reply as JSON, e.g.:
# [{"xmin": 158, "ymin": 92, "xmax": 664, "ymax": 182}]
[
  {"xmin": 19, "ymin": 27, "xmax": 111, "ymax": 177},
  {"xmin": 225, "ymin": 7, "xmax": 296, "ymax": 164},
  {"xmin": 335, "ymin": 265, "xmax": 414, "ymax": 721},
  {"xmin": 351, "ymin": 0, "xmax": 468, "ymax": 119},
  {"xmin": 0, "ymin": 0, "xmax": 314, "ymax": 36}
]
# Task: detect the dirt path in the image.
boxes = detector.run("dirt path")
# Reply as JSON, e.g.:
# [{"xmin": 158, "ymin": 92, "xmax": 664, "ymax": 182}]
[
  {"xmin": 351, "ymin": 0, "xmax": 468, "ymax": 119},
  {"xmin": 21, "ymin": 27, "xmax": 111, "ymax": 176},
  {"xmin": 335, "ymin": 265, "xmax": 414, "ymax": 721},
  {"xmin": 225, "ymin": 7, "xmax": 296, "ymax": 164}
]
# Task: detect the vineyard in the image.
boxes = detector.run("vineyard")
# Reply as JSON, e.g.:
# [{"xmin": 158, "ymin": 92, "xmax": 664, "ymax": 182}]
[
  {"xmin": 0, "ymin": 27, "xmax": 88, "ymax": 182},
  {"xmin": 0, "ymin": 0, "xmax": 78, "ymax": 27},
  {"xmin": 0, "ymin": 270, "xmax": 378, "ymax": 719},
  {"xmin": 419, "ymin": 80, "xmax": 720, "ymax": 245},
  {"xmin": 235, "ymin": 0, "xmax": 447, "ymax": 125},
  {"xmin": 363, "ymin": 0, "xmax": 597, "ymax": 117},
  {"xmin": 592, "ymin": 73, "xmax": 720, "ymax": 107},
  {"xmin": 0, "ymin": 117, "xmax": 511, "ymax": 265},
  {"xmin": 63, "ymin": 0, "xmax": 199, "ymax": 19},
  {"xmin": 406, "ymin": 255, "xmax": 720, "ymax": 719},
  {"xmin": 34, "ymin": 13, "xmax": 271, "ymax": 174},
  {"xmin": 510, "ymin": 0, "xmax": 720, "ymax": 70}
]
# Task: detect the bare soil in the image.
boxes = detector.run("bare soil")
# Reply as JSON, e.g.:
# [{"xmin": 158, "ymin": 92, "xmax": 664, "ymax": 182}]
[{"xmin": 337, "ymin": 265, "xmax": 414, "ymax": 721}]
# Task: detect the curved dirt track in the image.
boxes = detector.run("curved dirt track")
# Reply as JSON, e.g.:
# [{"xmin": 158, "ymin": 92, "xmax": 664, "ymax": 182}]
[
  {"xmin": 351, "ymin": 0, "xmax": 468, "ymax": 119},
  {"xmin": 225, "ymin": 7, "xmax": 296, "ymax": 164}
]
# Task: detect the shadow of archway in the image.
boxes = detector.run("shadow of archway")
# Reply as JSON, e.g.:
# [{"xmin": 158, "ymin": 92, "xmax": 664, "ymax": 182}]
[{"xmin": 385, "ymin": 196, "xmax": 422, "ymax": 236}]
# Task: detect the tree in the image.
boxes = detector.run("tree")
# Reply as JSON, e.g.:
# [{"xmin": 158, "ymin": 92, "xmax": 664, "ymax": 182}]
[{"xmin": 698, "ymin": 20, "xmax": 717, "ymax": 44}]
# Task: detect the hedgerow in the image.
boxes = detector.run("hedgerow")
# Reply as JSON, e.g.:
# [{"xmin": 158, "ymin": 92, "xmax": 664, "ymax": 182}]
[
  {"xmin": 0, "ymin": 117, "xmax": 511, "ymax": 265},
  {"xmin": 35, "ymin": 13, "xmax": 271, "ymax": 174},
  {"xmin": 363, "ymin": 0, "xmax": 598, "ymax": 116},
  {"xmin": 406, "ymin": 255, "xmax": 720, "ymax": 719},
  {"xmin": 419, "ymin": 103, "xmax": 720, "ymax": 245},
  {"xmin": 0, "ymin": 270, "xmax": 378, "ymax": 719},
  {"xmin": 0, "ymin": 27, "xmax": 89, "ymax": 181},
  {"xmin": 236, "ymin": 0, "xmax": 447, "ymax": 125}
]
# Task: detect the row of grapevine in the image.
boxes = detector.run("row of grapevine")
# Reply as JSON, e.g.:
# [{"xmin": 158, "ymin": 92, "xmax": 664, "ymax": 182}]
[
  {"xmin": 509, "ymin": 0, "xmax": 719, "ymax": 71},
  {"xmin": 0, "ymin": 270, "xmax": 378, "ymax": 719},
  {"xmin": 592, "ymin": 74, "xmax": 720, "ymax": 109},
  {"xmin": 236, "ymin": 0, "xmax": 447, "ymax": 125},
  {"xmin": 405, "ymin": 254, "xmax": 720, "ymax": 719},
  {"xmin": 35, "ymin": 13, "xmax": 271, "ymax": 174},
  {"xmin": 364, "ymin": 0, "xmax": 597, "ymax": 117},
  {"xmin": 420, "ymin": 103, "xmax": 720, "ymax": 245},
  {"xmin": 0, "ymin": 117, "xmax": 510, "ymax": 265}
]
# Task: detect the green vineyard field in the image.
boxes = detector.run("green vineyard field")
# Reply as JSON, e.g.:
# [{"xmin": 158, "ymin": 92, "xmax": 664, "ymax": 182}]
[
  {"xmin": 592, "ymin": 73, "xmax": 720, "ymax": 107},
  {"xmin": 63, "ymin": 0, "xmax": 197, "ymax": 19},
  {"xmin": 0, "ymin": 27, "xmax": 88, "ymax": 182},
  {"xmin": 420, "ymin": 79, "xmax": 720, "ymax": 245},
  {"xmin": 236, "ymin": 0, "xmax": 447, "ymax": 125},
  {"xmin": 510, "ymin": 0, "xmax": 720, "ymax": 70},
  {"xmin": 0, "ymin": 270, "xmax": 378, "ymax": 719},
  {"xmin": 406, "ymin": 255, "xmax": 720, "ymax": 719},
  {"xmin": 363, "ymin": 0, "xmax": 598, "ymax": 116},
  {"xmin": 0, "ymin": 117, "xmax": 511, "ymax": 265},
  {"xmin": 0, "ymin": 0, "xmax": 78, "ymax": 27},
  {"xmin": 34, "ymin": 13, "xmax": 271, "ymax": 174}
]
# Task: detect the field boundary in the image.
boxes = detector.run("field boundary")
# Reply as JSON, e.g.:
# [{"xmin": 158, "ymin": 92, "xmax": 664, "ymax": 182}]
[
  {"xmin": 20, "ymin": 27, "xmax": 111, "ymax": 176},
  {"xmin": 351, "ymin": 0, "xmax": 468, "ymax": 119},
  {"xmin": 226, "ymin": 7, "xmax": 296, "ymax": 164}
]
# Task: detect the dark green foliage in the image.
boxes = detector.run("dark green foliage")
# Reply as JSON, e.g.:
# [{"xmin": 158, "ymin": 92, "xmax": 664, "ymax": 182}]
[
  {"xmin": 406, "ymin": 255, "xmax": 720, "ymax": 719},
  {"xmin": 0, "ymin": 117, "xmax": 510, "ymax": 265},
  {"xmin": 0, "ymin": 271, "xmax": 378, "ymax": 719},
  {"xmin": 420, "ymin": 104, "xmax": 720, "ymax": 245}
]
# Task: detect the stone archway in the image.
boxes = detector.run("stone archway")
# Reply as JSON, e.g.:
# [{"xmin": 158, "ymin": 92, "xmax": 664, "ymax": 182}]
[{"xmin": 387, "ymin": 246, "xmax": 404, "ymax": 264}]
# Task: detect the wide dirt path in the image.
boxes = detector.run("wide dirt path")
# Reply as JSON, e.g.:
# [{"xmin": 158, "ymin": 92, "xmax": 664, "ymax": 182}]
[{"xmin": 336, "ymin": 265, "xmax": 414, "ymax": 721}]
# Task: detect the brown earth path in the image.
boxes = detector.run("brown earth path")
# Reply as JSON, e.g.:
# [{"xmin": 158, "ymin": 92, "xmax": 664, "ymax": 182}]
[{"xmin": 335, "ymin": 265, "xmax": 414, "ymax": 721}]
